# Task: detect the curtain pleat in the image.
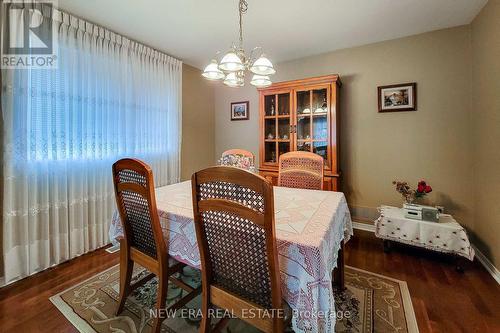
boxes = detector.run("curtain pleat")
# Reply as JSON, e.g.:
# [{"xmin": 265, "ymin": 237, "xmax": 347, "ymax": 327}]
[{"xmin": 1, "ymin": 4, "xmax": 182, "ymax": 286}]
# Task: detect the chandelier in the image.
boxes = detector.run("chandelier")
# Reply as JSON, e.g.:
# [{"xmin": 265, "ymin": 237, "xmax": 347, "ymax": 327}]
[{"xmin": 201, "ymin": 0, "xmax": 275, "ymax": 88}]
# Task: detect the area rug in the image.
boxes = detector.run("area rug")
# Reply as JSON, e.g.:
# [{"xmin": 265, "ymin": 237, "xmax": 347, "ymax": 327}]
[{"xmin": 50, "ymin": 265, "xmax": 418, "ymax": 333}]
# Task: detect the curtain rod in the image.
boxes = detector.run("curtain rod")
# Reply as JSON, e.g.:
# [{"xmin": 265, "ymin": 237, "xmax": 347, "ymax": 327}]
[{"xmin": 28, "ymin": 1, "xmax": 183, "ymax": 64}]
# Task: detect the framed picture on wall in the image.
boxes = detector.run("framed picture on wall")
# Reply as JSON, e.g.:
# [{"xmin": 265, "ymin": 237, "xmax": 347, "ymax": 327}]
[
  {"xmin": 231, "ymin": 101, "xmax": 249, "ymax": 120},
  {"xmin": 378, "ymin": 83, "xmax": 417, "ymax": 112}
]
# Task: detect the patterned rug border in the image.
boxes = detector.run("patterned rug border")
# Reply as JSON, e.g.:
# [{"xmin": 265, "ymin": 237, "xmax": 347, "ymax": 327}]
[
  {"xmin": 49, "ymin": 264, "xmax": 419, "ymax": 333},
  {"xmin": 49, "ymin": 264, "xmax": 120, "ymax": 333},
  {"xmin": 345, "ymin": 266, "xmax": 419, "ymax": 333},
  {"xmin": 50, "ymin": 294, "xmax": 97, "ymax": 333}
]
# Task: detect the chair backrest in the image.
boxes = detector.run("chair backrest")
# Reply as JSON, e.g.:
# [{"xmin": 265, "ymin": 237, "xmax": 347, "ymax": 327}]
[
  {"xmin": 278, "ymin": 151, "xmax": 324, "ymax": 190},
  {"xmin": 222, "ymin": 149, "xmax": 255, "ymax": 160},
  {"xmin": 220, "ymin": 149, "xmax": 255, "ymax": 171},
  {"xmin": 112, "ymin": 158, "xmax": 166, "ymax": 261},
  {"xmin": 191, "ymin": 166, "xmax": 282, "ymax": 311}
]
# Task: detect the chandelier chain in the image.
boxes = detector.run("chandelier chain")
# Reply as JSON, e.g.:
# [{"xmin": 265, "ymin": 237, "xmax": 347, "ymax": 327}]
[{"xmin": 238, "ymin": 0, "xmax": 248, "ymax": 48}]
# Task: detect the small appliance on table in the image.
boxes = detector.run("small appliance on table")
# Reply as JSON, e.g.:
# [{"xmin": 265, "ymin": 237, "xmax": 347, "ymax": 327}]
[
  {"xmin": 375, "ymin": 205, "xmax": 475, "ymax": 271},
  {"xmin": 403, "ymin": 203, "xmax": 440, "ymax": 222}
]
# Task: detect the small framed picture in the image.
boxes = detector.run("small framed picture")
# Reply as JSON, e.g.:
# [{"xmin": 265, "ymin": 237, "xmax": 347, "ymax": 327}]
[
  {"xmin": 230, "ymin": 101, "xmax": 249, "ymax": 121},
  {"xmin": 378, "ymin": 83, "xmax": 417, "ymax": 112}
]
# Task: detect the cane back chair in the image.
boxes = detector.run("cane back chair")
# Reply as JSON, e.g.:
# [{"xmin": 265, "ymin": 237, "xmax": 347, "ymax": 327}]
[
  {"xmin": 221, "ymin": 149, "xmax": 255, "ymax": 161},
  {"xmin": 112, "ymin": 158, "xmax": 200, "ymax": 333},
  {"xmin": 220, "ymin": 149, "xmax": 255, "ymax": 171},
  {"xmin": 191, "ymin": 166, "xmax": 291, "ymax": 332},
  {"xmin": 278, "ymin": 151, "xmax": 324, "ymax": 190}
]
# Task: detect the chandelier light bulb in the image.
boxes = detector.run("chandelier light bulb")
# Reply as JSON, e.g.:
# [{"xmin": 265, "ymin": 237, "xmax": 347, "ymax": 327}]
[
  {"xmin": 201, "ymin": 60, "xmax": 225, "ymax": 80},
  {"xmin": 223, "ymin": 72, "xmax": 244, "ymax": 87},
  {"xmin": 250, "ymin": 74, "xmax": 272, "ymax": 88},
  {"xmin": 250, "ymin": 55, "xmax": 276, "ymax": 75},
  {"xmin": 218, "ymin": 52, "xmax": 245, "ymax": 72}
]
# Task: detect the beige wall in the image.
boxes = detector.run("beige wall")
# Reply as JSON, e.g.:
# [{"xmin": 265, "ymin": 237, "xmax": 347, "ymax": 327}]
[
  {"xmin": 215, "ymin": 85, "xmax": 260, "ymax": 161},
  {"xmin": 181, "ymin": 64, "xmax": 215, "ymax": 180},
  {"xmin": 216, "ymin": 26, "xmax": 475, "ymax": 228},
  {"xmin": 471, "ymin": 0, "xmax": 500, "ymax": 267}
]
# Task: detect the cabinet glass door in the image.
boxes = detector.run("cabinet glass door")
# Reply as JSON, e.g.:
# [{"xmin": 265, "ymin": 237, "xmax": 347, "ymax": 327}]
[
  {"xmin": 294, "ymin": 87, "xmax": 330, "ymax": 168},
  {"xmin": 312, "ymin": 88, "xmax": 329, "ymax": 164},
  {"xmin": 296, "ymin": 90, "xmax": 311, "ymax": 155},
  {"xmin": 263, "ymin": 92, "xmax": 291, "ymax": 164}
]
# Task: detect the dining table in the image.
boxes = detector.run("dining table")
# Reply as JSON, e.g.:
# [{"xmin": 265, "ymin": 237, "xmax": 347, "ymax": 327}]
[{"xmin": 109, "ymin": 180, "xmax": 353, "ymax": 333}]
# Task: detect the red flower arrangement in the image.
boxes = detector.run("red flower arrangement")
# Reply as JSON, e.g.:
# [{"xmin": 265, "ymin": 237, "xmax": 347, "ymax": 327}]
[
  {"xmin": 393, "ymin": 180, "xmax": 432, "ymax": 203},
  {"xmin": 416, "ymin": 180, "xmax": 433, "ymax": 198}
]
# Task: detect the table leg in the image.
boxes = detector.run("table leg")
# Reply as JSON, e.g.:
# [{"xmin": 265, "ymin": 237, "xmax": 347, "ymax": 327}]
[
  {"xmin": 383, "ymin": 239, "xmax": 392, "ymax": 253},
  {"xmin": 332, "ymin": 240, "xmax": 345, "ymax": 291}
]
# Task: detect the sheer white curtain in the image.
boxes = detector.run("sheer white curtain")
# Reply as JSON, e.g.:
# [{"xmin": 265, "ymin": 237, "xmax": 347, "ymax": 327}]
[{"xmin": 1, "ymin": 5, "xmax": 182, "ymax": 285}]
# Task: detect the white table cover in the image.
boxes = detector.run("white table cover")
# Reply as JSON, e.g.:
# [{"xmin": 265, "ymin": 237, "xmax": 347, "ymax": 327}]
[
  {"xmin": 375, "ymin": 206, "xmax": 474, "ymax": 260},
  {"xmin": 110, "ymin": 180, "xmax": 353, "ymax": 332}
]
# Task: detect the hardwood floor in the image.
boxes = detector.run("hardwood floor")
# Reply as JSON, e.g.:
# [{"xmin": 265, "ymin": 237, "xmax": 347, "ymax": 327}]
[
  {"xmin": 0, "ymin": 248, "xmax": 119, "ymax": 332},
  {"xmin": 0, "ymin": 230, "xmax": 498, "ymax": 332},
  {"xmin": 346, "ymin": 230, "xmax": 500, "ymax": 333}
]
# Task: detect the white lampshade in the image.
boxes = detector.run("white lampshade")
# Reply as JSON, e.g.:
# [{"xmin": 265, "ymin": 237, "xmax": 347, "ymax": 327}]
[
  {"xmin": 202, "ymin": 60, "xmax": 225, "ymax": 80},
  {"xmin": 218, "ymin": 51, "xmax": 244, "ymax": 72},
  {"xmin": 250, "ymin": 55, "xmax": 276, "ymax": 75},
  {"xmin": 223, "ymin": 72, "xmax": 244, "ymax": 87},
  {"xmin": 250, "ymin": 74, "xmax": 272, "ymax": 88}
]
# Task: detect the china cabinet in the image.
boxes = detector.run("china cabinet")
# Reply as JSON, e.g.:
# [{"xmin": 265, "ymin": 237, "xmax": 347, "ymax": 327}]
[{"xmin": 258, "ymin": 74, "xmax": 341, "ymax": 191}]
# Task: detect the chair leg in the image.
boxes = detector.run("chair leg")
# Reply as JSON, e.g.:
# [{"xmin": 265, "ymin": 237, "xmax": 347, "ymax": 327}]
[
  {"xmin": 116, "ymin": 253, "xmax": 133, "ymax": 315},
  {"xmin": 272, "ymin": 318, "xmax": 285, "ymax": 333},
  {"xmin": 212, "ymin": 317, "xmax": 229, "ymax": 333},
  {"xmin": 152, "ymin": 276, "xmax": 168, "ymax": 333},
  {"xmin": 199, "ymin": 292, "xmax": 211, "ymax": 333}
]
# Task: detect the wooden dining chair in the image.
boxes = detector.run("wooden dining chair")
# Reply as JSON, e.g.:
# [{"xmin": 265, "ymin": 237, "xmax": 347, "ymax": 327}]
[
  {"xmin": 221, "ymin": 148, "xmax": 255, "ymax": 162},
  {"xmin": 278, "ymin": 151, "xmax": 324, "ymax": 190},
  {"xmin": 112, "ymin": 158, "xmax": 200, "ymax": 333},
  {"xmin": 219, "ymin": 149, "xmax": 255, "ymax": 171},
  {"xmin": 191, "ymin": 166, "xmax": 291, "ymax": 332},
  {"xmin": 220, "ymin": 149, "xmax": 255, "ymax": 171}
]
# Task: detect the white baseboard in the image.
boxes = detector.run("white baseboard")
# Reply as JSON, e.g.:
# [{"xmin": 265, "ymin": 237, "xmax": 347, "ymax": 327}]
[
  {"xmin": 350, "ymin": 205, "xmax": 380, "ymax": 222},
  {"xmin": 352, "ymin": 221, "xmax": 376, "ymax": 232},
  {"xmin": 471, "ymin": 245, "xmax": 500, "ymax": 284},
  {"xmin": 105, "ymin": 244, "xmax": 120, "ymax": 254},
  {"xmin": 352, "ymin": 221, "xmax": 500, "ymax": 285}
]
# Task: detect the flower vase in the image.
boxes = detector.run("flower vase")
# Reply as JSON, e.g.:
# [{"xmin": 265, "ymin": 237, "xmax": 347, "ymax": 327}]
[{"xmin": 405, "ymin": 193, "xmax": 416, "ymax": 205}]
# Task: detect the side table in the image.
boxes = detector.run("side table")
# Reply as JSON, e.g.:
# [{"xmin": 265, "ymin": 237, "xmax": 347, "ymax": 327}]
[{"xmin": 375, "ymin": 206, "xmax": 475, "ymax": 271}]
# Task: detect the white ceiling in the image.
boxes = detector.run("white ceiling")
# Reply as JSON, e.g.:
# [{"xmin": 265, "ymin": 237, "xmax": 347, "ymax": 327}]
[{"xmin": 57, "ymin": 0, "xmax": 487, "ymax": 69}]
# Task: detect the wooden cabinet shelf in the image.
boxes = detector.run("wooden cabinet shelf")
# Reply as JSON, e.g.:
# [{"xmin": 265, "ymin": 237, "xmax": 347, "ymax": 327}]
[
  {"xmin": 258, "ymin": 74, "xmax": 341, "ymax": 191},
  {"xmin": 264, "ymin": 115, "xmax": 290, "ymax": 118},
  {"xmin": 297, "ymin": 113, "xmax": 328, "ymax": 117}
]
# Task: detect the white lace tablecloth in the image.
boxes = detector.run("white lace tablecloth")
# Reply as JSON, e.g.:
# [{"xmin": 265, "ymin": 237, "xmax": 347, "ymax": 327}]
[
  {"xmin": 375, "ymin": 206, "xmax": 474, "ymax": 260},
  {"xmin": 109, "ymin": 180, "xmax": 353, "ymax": 332}
]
